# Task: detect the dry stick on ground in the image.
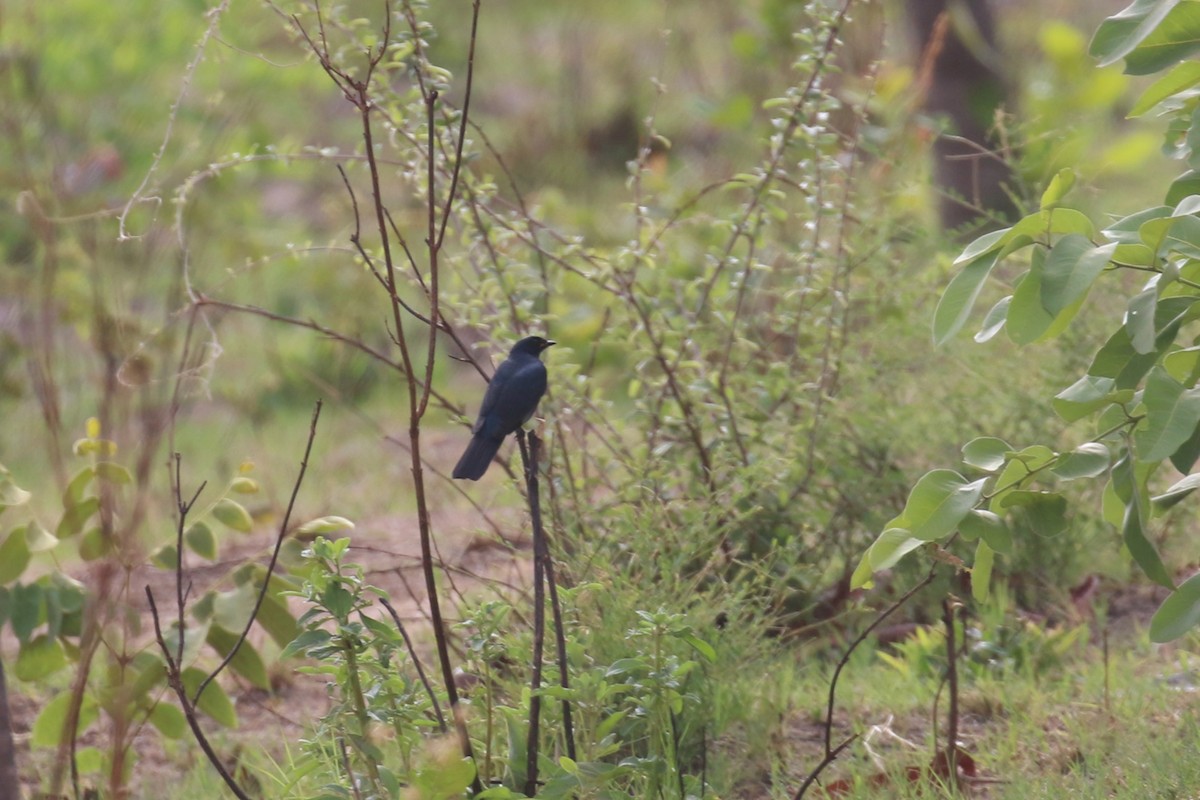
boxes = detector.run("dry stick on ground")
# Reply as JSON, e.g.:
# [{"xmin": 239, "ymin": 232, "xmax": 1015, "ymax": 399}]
[
  {"xmin": 145, "ymin": 400, "xmax": 322, "ymax": 800},
  {"xmin": 793, "ymin": 563, "xmax": 940, "ymax": 800}
]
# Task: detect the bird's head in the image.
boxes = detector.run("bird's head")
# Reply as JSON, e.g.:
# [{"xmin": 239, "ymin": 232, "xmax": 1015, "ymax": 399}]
[{"xmin": 512, "ymin": 336, "xmax": 556, "ymax": 356}]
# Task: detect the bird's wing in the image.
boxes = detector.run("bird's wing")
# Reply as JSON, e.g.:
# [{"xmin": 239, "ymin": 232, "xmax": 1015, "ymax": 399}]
[{"xmin": 474, "ymin": 356, "xmax": 547, "ymax": 439}]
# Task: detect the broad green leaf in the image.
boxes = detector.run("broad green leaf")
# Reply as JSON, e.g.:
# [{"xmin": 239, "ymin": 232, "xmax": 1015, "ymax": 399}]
[
  {"xmin": 56, "ymin": 497, "xmax": 99, "ymax": 539},
  {"xmin": 1122, "ymin": 3, "xmax": 1200, "ymax": 75},
  {"xmin": 988, "ymin": 445, "xmax": 1057, "ymax": 511},
  {"xmin": 151, "ymin": 544, "xmax": 178, "ymax": 570},
  {"xmin": 62, "ymin": 467, "xmax": 94, "ymax": 508},
  {"xmin": 0, "ymin": 528, "xmax": 31, "ymax": 584},
  {"xmin": 1150, "ymin": 572, "xmax": 1200, "ymax": 640},
  {"xmin": 1126, "ymin": 288, "xmax": 1159, "ymax": 354},
  {"xmin": 1114, "ymin": 453, "xmax": 1175, "ymax": 587},
  {"xmin": 1135, "ymin": 367, "xmax": 1200, "ymax": 460},
  {"xmin": 868, "ymin": 529, "xmax": 925, "ymax": 570},
  {"xmin": 31, "ymin": 692, "xmax": 98, "ymax": 747},
  {"xmin": 680, "ymin": 633, "xmax": 717, "ymax": 663},
  {"xmin": 953, "ymin": 227, "xmax": 1011, "ymax": 266},
  {"xmin": 1124, "ymin": 495, "xmax": 1174, "ymax": 588},
  {"xmin": 1041, "ymin": 237, "xmax": 1116, "ymax": 315},
  {"xmin": 184, "ymin": 522, "xmax": 217, "ymax": 561},
  {"xmin": 961, "ymin": 437, "xmax": 1012, "ymax": 472},
  {"xmin": 22, "ymin": 521, "xmax": 58, "ymax": 553},
  {"xmin": 971, "ymin": 540, "xmax": 995, "ymax": 602},
  {"xmin": 959, "ymin": 509, "xmax": 1011, "ymax": 554},
  {"xmin": 1004, "ymin": 491, "xmax": 1069, "ymax": 538},
  {"xmin": 887, "ymin": 470, "xmax": 985, "ymax": 542},
  {"xmin": 1104, "ymin": 205, "xmax": 1172, "ymax": 242},
  {"xmin": 212, "ymin": 499, "xmax": 253, "ymax": 533},
  {"xmin": 10, "ymin": 583, "xmax": 41, "ymax": 642},
  {"xmin": 1007, "ymin": 268, "xmax": 1054, "ymax": 345},
  {"xmin": 0, "ymin": 479, "xmax": 31, "ymax": 509},
  {"xmin": 1152, "ymin": 472, "xmax": 1200, "ymax": 511},
  {"xmin": 229, "ymin": 477, "xmax": 259, "ymax": 495},
  {"xmin": 257, "ymin": 591, "xmax": 300, "ymax": 648},
  {"xmin": 206, "ymin": 625, "xmax": 270, "ymax": 690},
  {"xmin": 78, "ymin": 528, "xmax": 111, "ymax": 562},
  {"xmin": 1164, "ymin": 345, "xmax": 1200, "ymax": 384},
  {"xmin": 1052, "ymin": 443, "xmax": 1112, "ymax": 479},
  {"xmin": 1171, "ymin": 421, "xmax": 1200, "ymax": 472},
  {"xmin": 975, "ymin": 295, "xmax": 1011, "ymax": 343},
  {"xmin": 296, "ymin": 516, "xmax": 356, "ymax": 535},
  {"xmin": 933, "ymin": 250, "xmax": 1002, "ymax": 346},
  {"xmin": 94, "ymin": 462, "xmax": 132, "ymax": 485},
  {"xmin": 1053, "ymin": 375, "xmax": 1124, "ymax": 422},
  {"xmin": 280, "ymin": 629, "xmax": 333, "ymax": 660},
  {"xmin": 181, "ymin": 667, "xmax": 238, "ymax": 728},
  {"xmin": 1040, "ymin": 168, "xmax": 1076, "ymax": 209},
  {"xmin": 1091, "ymin": 0, "xmax": 1181, "ymax": 66},
  {"xmin": 147, "ymin": 702, "xmax": 188, "ymax": 740},
  {"xmin": 1168, "ymin": 171, "xmax": 1200, "ymax": 205},
  {"xmin": 1009, "ymin": 207, "xmax": 1096, "ymax": 239},
  {"xmin": 16, "ymin": 635, "xmax": 67, "ymax": 681},
  {"xmin": 1129, "ymin": 61, "xmax": 1200, "ymax": 116}
]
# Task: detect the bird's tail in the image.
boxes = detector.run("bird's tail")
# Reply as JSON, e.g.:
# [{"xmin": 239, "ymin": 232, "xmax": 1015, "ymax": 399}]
[{"xmin": 452, "ymin": 435, "xmax": 503, "ymax": 480}]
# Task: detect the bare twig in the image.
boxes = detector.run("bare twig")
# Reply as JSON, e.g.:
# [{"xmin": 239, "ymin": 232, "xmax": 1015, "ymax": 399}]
[{"xmin": 380, "ymin": 597, "xmax": 447, "ymax": 732}]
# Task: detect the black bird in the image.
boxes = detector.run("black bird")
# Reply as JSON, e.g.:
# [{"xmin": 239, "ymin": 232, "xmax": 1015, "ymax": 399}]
[{"xmin": 452, "ymin": 336, "xmax": 555, "ymax": 480}]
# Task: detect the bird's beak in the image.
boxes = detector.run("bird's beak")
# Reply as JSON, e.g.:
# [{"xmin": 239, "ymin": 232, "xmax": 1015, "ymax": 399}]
[{"xmin": 543, "ymin": 340, "xmax": 557, "ymax": 350}]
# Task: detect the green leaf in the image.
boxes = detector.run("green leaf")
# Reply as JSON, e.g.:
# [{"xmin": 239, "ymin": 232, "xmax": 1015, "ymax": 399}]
[
  {"xmin": 1126, "ymin": 288, "xmax": 1159, "ymax": 354},
  {"xmin": 0, "ymin": 479, "xmax": 31, "ymax": 510},
  {"xmin": 206, "ymin": 625, "xmax": 270, "ymax": 690},
  {"xmin": 151, "ymin": 544, "xmax": 178, "ymax": 570},
  {"xmin": 974, "ymin": 295, "xmax": 1011, "ymax": 343},
  {"xmin": 1152, "ymin": 472, "xmax": 1200, "ymax": 511},
  {"xmin": 1040, "ymin": 168, "xmax": 1076, "ymax": 209},
  {"xmin": 1052, "ymin": 443, "xmax": 1112, "ymax": 479},
  {"xmin": 147, "ymin": 702, "xmax": 188, "ymax": 740},
  {"xmin": 1129, "ymin": 60, "xmax": 1200, "ymax": 116},
  {"xmin": 869, "ymin": 529, "xmax": 925, "ymax": 570},
  {"xmin": 953, "ymin": 227, "xmax": 1011, "ymax": 265},
  {"xmin": 1168, "ymin": 171, "xmax": 1200, "ymax": 205},
  {"xmin": 1090, "ymin": 0, "xmax": 1196, "ymax": 74},
  {"xmin": 185, "ymin": 522, "xmax": 217, "ymax": 560},
  {"xmin": 888, "ymin": 470, "xmax": 985, "ymax": 541},
  {"xmin": 31, "ymin": 691, "xmax": 98, "ymax": 747},
  {"xmin": 1151, "ymin": 572, "xmax": 1200, "ymax": 641},
  {"xmin": 0, "ymin": 528, "xmax": 31, "ymax": 584},
  {"xmin": 679, "ymin": 633, "xmax": 717, "ymax": 663},
  {"xmin": 94, "ymin": 462, "xmax": 132, "ymax": 485},
  {"xmin": 62, "ymin": 467, "xmax": 94, "ymax": 508},
  {"xmin": 256, "ymin": 591, "xmax": 300, "ymax": 648},
  {"xmin": 1041, "ymin": 238, "xmax": 1115, "ymax": 315},
  {"xmin": 281, "ymin": 629, "xmax": 333, "ymax": 660},
  {"xmin": 971, "ymin": 540, "xmax": 995, "ymax": 602},
  {"xmin": 1171, "ymin": 418, "xmax": 1200, "ymax": 472},
  {"xmin": 56, "ymin": 497, "xmax": 99, "ymax": 539},
  {"xmin": 212, "ymin": 499, "xmax": 253, "ymax": 533},
  {"xmin": 229, "ymin": 477, "xmax": 259, "ymax": 495},
  {"xmin": 21, "ymin": 521, "xmax": 58, "ymax": 553},
  {"xmin": 181, "ymin": 667, "xmax": 238, "ymax": 728},
  {"xmin": 1135, "ymin": 366, "xmax": 1200, "ymax": 461},
  {"xmin": 934, "ymin": 250, "xmax": 1003, "ymax": 346},
  {"xmin": 1004, "ymin": 492, "xmax": 1069, "ymax": 538},
  {"xmin": 1053, "ymin": 375, "xmax": 1127, "ymax": 422},
  {"xmin": 296, "ymin": 516, "xmax": 356, "ymax": 535},
  {"xmin": 16, "ymin": 634, "xmax": 67, "ymax": 681},
  {"xmin": 961, "ymin": 437, "xmax": 1012, "ymax": 472},
  {"xmin": 1114, "ymin": 453, "xmax": 1175, "ymax": 588},
  {"xmin": 959, "ymin": 509, "xmax": 1011, "ymax": 554},
  {"xmin": 10, "ymin": 583, "xmax": 42, "ymax": 642},
  {"xmin": 78, "ymin": 528, "xmax": 111, "ymax": 562}
]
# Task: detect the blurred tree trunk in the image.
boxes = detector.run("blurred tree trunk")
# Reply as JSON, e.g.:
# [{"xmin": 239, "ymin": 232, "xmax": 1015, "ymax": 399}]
[
  {"xmin": 0, "ymin": 660, "xmax": 19, "ymax": 800},
  {"xmin": 910, "ymin": 0, "xmax": 1017, "ymax": 232}
]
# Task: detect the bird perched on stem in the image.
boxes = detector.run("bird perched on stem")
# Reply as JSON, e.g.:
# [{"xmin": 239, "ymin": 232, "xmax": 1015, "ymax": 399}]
[{"xmin": 453, "ymin": 336, "xmax": 555, "ymax": 481}]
